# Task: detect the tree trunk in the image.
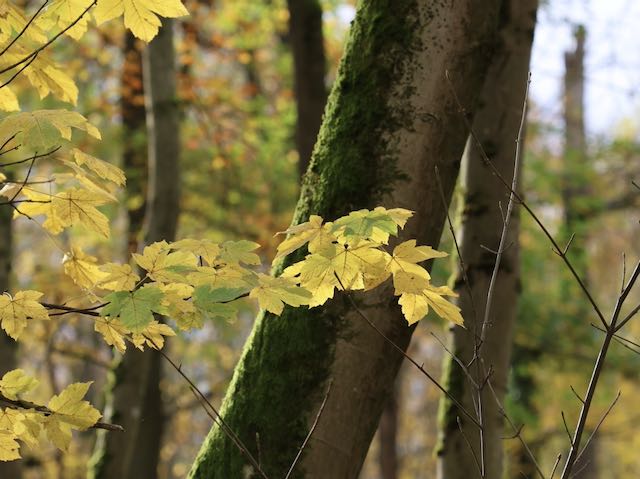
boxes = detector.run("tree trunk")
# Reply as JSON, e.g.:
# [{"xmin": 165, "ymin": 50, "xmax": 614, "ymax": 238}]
[
  {"xmin": 436, "ymin": 1, "xmax": 538, "ymax": 478},
  {"xmin": 188, "ymin": 1, "xmax": 501, "ymax": 478},
  {"xmin": 0, "ymin": 176, "xmax": 20, "ymax": 479},
  {"xmin": 287, "ymin": 0, "xmax": 327, "ymax": 176},
  {"xmin": 378, "ymin": 379, "xmax": 399, "ymax": 479},
  {"xmin": 89, "ymin": 20, "xmax": 180, "ymax": 479}
]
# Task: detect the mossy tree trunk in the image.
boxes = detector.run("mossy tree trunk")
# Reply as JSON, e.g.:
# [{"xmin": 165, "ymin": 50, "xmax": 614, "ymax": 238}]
[
  {"xmin": 0, "ymin": 177, "xmax": 20, "ymax": 479},
  {"xmin": 435, "ymin": 1, "xmax": 538, "ymax": 478},
  {"xmin": 287, "ymin": 0, "xmax": 327, "ymax": 176},
  {"xmin": 89, "ymin": 20, "xmax": 180, "ymax": 479},
  {"xmin": 188, "ymin": 1, "xmax": 502, "ymax": 478}
]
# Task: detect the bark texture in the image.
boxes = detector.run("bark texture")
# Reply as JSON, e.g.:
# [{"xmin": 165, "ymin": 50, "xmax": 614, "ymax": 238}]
[
  {"xmin": 436, "ymin": 1, "xmax": 538, "ymax": 478},
  {"xmin": 287, "ymin": 0, "xmax": 327, "ymax": 175},
  {"xmin": 89, "ymin": 20, "xmax": 180, "ymax": 479},
  {"xmin": 189, "ymin": 1, "xmax": 501, "ymax": 478},
  {"xmin": 378, "ymin": 380, "xmax": 399, "ymax": 479},
  {"xmin": 0, "ymin": 178, "xmax": 20, "ymax": 478}
]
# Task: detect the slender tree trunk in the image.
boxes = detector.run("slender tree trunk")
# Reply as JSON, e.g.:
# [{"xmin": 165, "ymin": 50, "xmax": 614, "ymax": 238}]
[
  {"xmin": 89, "ymin": 20, "xmax": 180, "ymax": 479},
  {"xmin": 0, "ymin": 177, "xmax": 20, "ymax": 479},
  {"xmin": 287, "ymin": 0, "xmax": 327, "ymax": 176},
  {"xmin": 378, "ymin": 379, "xmax": 399, "ymax": 479},
  {"xmin": 561, "ymin": 26, "xmax": 599, "ymax": 479},
  {"xmin": 189, "ymin": 2, "xmax": 502, "ymax": 478},
  {"xmin": 436, "ymin": 1, "xmax": 538, "ymax": 478}
]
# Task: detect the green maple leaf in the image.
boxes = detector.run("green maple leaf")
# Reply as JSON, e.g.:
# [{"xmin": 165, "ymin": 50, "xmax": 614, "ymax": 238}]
[{"xmin": 102, "ymin": 284, "xmax": 164, "ymax": 332}]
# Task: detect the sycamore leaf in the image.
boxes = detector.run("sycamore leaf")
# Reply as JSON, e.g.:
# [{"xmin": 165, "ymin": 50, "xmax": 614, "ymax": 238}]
[
  {"xmin": 131, "ymin": 321, "xmax": 175, "ymax": 350},
  {"xmin": 94, "ymin": 0, "xmax": 189, "ymax": 41},
  {"xmin": 94, "ymin": 317, "xmax": 127, "ymax": 353},
  {"xmin": 274, "ymin": 215, "xmax": 325, "ymax": 260},
  {"xmin": 171, "ymin": 238, "xmax": 220, "ymax": 265},
  {"xmin": 45, "ymin": 382, "xmax": 100, "ymax": 451},
  {"xmin": 0, "ymin": 370, "xmax": 39, "ymax": 400},
  {"xmin": 192, "ymin": 286, "xmax": 238, "ymax": 322},
  {"xmin": 0, "ymin": 430, "xmax": 20, "ymax": 461},
  {"xmin": 0, "ymin": 291, "xmax": 49, "ymax": 339},
  {"xmin": 249, "ymin": 274, "xmax": 311, "ymax": 315},
  {"xmin": 37, "ymin": 0, "xmax": 93, "ymax": 40},
  {"xmin": 71, "ymin": 149, "xmax": 126, "ymax": 186},
  {"xmin": 219, "ymin": 240, "xmax": 261, "ymax": 265},
  {"xmin": 54, "ymin": 188, "xmax": 111, "ymax": 237},
  {"xmin": 397, "ymin": 284, "xmax": 463, "ymax": 326},
  {"xmin": 0, "ymin": 87, "xmax": 19, "ymax": 112},
  {"xmin": 332, "ymin": 207, "xmax": 413, "ymax": 245},
  {"xmin": 193, "ymin": 284, "xmax": 248, "ymax": 306},
  {"xmin": 63, "ymin": 247, "xmax": 107, "ymax": 289},
  {"xmin": 133, "ymin": 241, "xmax": 198, "ymax": 283},
  {"xmin": 284, "ymin": 242, "xmax": 389, "ymax": 306},
  {"xmin": 0, "ymin": 110, "xmax": 100, "ymax": 151},
  {"xmin": 97, "ymin": 263, "xmax": 140, "ymax": 291},
  {"xmin": 0, "ymin": 2, "xmax": 48, "ymax": 44},
  {"xmin": 186, "ymin": 264, "xmax": 252, "ymax": 290},
  {"xmin": 0, "ymin": 48, "xmax": 79, "ymax": 105},
  {"xmin": 102, "ymin": 284, "xmax": 164, "ymax": 332}
]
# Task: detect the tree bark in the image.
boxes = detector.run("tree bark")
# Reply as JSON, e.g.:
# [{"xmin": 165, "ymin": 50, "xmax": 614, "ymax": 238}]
[
  {"xmin": 436, "ymin": 1, "xmax": 538, "ymax": 478},
  {"xmin": 0, "ymin": 176, "xmax": 21, "ymax": 479},
  {"xmin": 188, "ymin": 1, "xmax": 501, "ymax": 478},
  {"xmin": 287, "ymin": 0, "xmax": 327, "ymax": 176},
  {"xmin": 378, "ymin": 379, "xmax": 399, "ymax": 479},
  {"xmin": 89, "ymin": 20, "xmax": 180, "ymax": 479}
]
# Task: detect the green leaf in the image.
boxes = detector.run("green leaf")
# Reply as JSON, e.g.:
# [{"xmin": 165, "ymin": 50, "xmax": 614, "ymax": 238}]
[
  {"xmin": 102, "ymin": 284, "xmax": 164, "ymax": 332},
  {"xmin": 193, "ymin": 285, "xmax": 248, "ymax": 308}
]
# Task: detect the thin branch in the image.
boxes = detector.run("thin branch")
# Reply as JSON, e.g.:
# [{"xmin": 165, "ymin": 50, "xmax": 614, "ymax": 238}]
[
  {"xmin": 445, "ymin": 70, "xmax": 608, "ymax": 330},
  {"xmin": 457, "ymin": 416, "xmax": 483, "ymax": 479},
  {"xmin": 284, "ymin": 380, "xmax": 333, "ymax": 479},
  {"xmin": 0, "ymin": 393, "xmax": 123, "ymax": 432},
  {"xmin": 0, "ymin": 0, "xmax": 97, "ymax": 77},
  {"xmin": 550, "ymin": 454, "xmax": 562, "ymax": 479},
  {"xmin": 480, "ymin": 72, "xmax": 530, "ymax": 345},
  {"xmin": 0, "ymin": 146, "xmax": 60, "ymax": 167},
  {"xmin": 334, "ymin": 275, "xmax": 481, "ymax": 429},
  {"xmin": 573, "ymin": 391, "xmax": 620, "ymax": 466},
  {"xmin": 150, "ymin": 341, "xmax": 269, "ymax": 479},
  {"xmin": 0, "ymin": 0, "xmax": 49, "ymax": 57}
]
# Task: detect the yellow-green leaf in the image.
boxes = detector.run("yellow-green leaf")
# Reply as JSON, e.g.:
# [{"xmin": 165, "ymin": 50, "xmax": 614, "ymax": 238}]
[{"xmin": 0, "ymin": 290, "xmax": 49, "ymax": 339}]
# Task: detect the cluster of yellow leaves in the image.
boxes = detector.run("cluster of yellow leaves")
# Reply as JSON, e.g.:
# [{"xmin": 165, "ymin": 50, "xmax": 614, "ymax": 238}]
[
  {"xmin": 0, "ymin": 370, "xmax": 100, "ymax": 461},
  {"xmin": 0, "ymin": 0, "xmax": 189, "ymax": 111},
  {"xmin": 278, "ymin": 208, "xmax": 464, "ymax": 326}
]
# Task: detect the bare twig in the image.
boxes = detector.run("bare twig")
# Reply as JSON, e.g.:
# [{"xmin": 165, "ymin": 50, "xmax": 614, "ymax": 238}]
[
  {"xmin": 335, "ymin": 274, "xmax": 481, "ymax": 429},
  {"xmin": 445, "ymin": 71, "xmax": 608, "ymax": 330}
]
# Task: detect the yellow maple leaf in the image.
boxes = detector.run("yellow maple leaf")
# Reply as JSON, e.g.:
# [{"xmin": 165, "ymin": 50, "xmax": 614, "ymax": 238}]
[
  {"xmin": 54, "ymin": 188, "xmax": 111, "ymax": 237},
  {"xmin": 37, "ymin": 0, "xmax": 94, "ymax": 40},
  {"xmin": 94, "ymin": 0, "xmax": 189, "ymax": 41},
  {"xmin": 0, "ymin": 87, "xmax": 19, "ymax": 112},
  {"xmin": 45, "ymin": 382, "xmax": 100, "ymax": 451},
  {"xmin": 274, "ymin": 215, "xmax": 325, "ymax": 260},
  {"xmin": 72, "ymin": 149, "xmax": 126, "ymax": 186},
  {"xmin": 0, "ymin": 430, "xmax": 20, "ymax": 461},
  {"xmin": 0, "ymin": 370, "xmax": 39, "ymax": 400},
  {"xmin": 97, "ymin": 263, "xmax": 140, "ymax": 291},
  {"xmin": 0, "ymin": 290, "xmax": 49, "ymax": 339},
  {"xmin": 249, "ymin": 274, "xmax": 311, "ymax": 315},
  {"xmin": 94, "ymin": 317, "xmax": 128, "ymax": 353},
  {"xmin": 171, "ymin": 238, "xmax": 220, "ymax": 265},
  {"xmin": 132, "ymin": 321, "xmax": 175, "ymax": 350},
  {"xmin": 63, "ymin": 247, "xmax": 107, "ymax": 289},
  {"xmin": 397, "ymin": 284, "xmax": 462, "ymax": 326},
  {"xmin": 133, "ymin": 242, "xmax": 197, "ymax": 283}
]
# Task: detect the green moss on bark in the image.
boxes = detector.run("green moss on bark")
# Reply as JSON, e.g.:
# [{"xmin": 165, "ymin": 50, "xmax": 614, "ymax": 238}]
[{"xmin": 188, "ymin": 1, "xmax": 425, "ymax": 478}]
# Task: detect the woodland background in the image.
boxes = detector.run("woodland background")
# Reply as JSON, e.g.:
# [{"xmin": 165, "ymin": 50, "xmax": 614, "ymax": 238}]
[{"xmin": 2, "ymin": 0, "xmax": 640, "ymax": 478}]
